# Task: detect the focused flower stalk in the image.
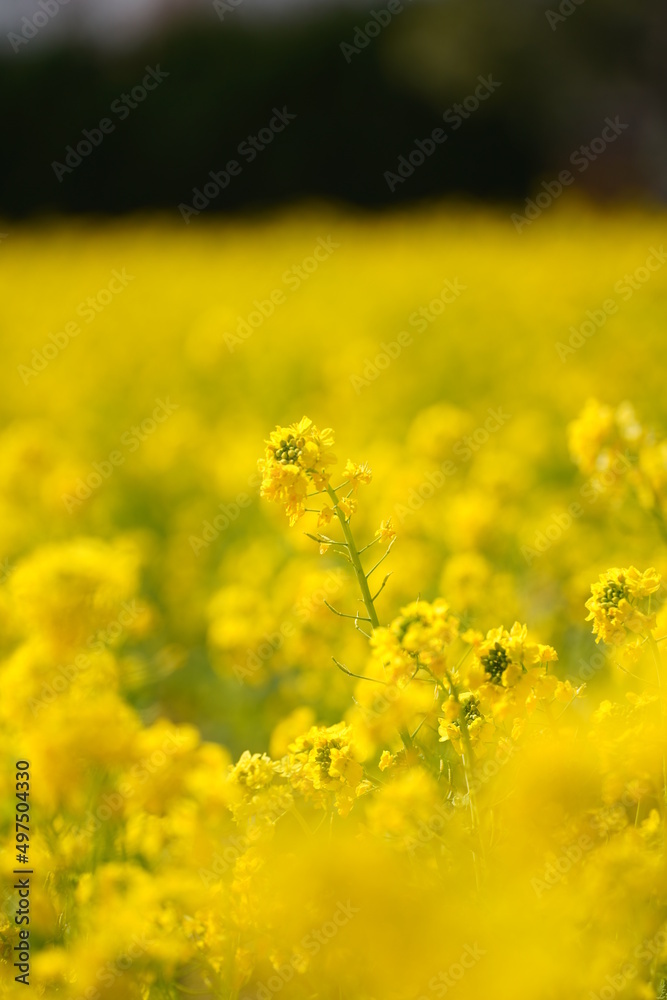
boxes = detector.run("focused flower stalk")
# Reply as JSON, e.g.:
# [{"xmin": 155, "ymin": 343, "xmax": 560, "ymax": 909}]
[
  {"xmin": 259, "ymin": 416, "xmax": 394, "ymax": 628},
  {"xmin": 257, "ymin": 417, "xmax": 585, "ymax": 885}
]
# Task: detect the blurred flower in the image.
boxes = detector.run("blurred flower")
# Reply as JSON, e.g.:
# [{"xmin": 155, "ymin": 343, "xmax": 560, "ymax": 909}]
[
  {"xmin": 344, "ymin": 459, "xmax": 373, "ymax": 491},
  {"xmin": 586, "ymin": 566, "xmax": 662, "ymax": 644},
  {"xmin": 376, "ymin": 517, "xmax": 397, "ymax": 544}
]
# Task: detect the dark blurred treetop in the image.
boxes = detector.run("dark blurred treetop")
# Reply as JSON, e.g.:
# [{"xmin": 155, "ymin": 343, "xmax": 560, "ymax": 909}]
[{"xmin": 2, "ymin": 0, "xmax": 666, "ymax": 217}]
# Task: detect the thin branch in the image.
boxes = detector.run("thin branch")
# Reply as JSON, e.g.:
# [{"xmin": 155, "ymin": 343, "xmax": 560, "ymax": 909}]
[
  {"xmin": 304, "ymin": 532, "xmax": 348, "ymax": 547},
  {"xmin": 365, "ymin": 538, "xmax": 396, "ymax": 579},
  {"xmin": 454, "ymin": 644, "xmax": 473, "ymax": 672},
  {"xmin": 410, "ymin": 715, "xmax": 429, "ymax": 740},
  {"xmin": 358, "ymin": 536, "xmax": 380, "ymax": 555},
  {"xmin": 410, "ymin": 672, "xmax": 441, "ymax": 685},
  {"xmin": 325, "ymin": 482, "xmax": 379, "ymax": 628},
  {"xmin": 399, "ymin": 728, "xmax": 413, "ymax": 749},
  {"xmin": 288, "ymin": 802, "xmax": 314, "ymax": 837},
  {"xmin": 371, "ymin": 572, "xmax": 392, "ymax": 602},
  {"xmin": 324, "ymin": 599, "xmax": 371, "ymax": 622},
  {"xmin": 333, "ymin": 657, "xmax": 387, "ymax": 684},
  {"xmin": 554, "ymin": 692, "xmax": 586, "ymax": 721},
  {"xmin": 612, "ymin": 659, "xmax": 660, "ymax": 688},
  {"xmin": 304, "ymin": 533, "xmax": 351, "ymax": 560},
  {"xmin": 354, "ymin": 620, "xmax": 372, "ymax": 639}
]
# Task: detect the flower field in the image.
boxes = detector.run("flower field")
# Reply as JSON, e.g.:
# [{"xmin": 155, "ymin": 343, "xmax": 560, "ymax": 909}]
[{"xmin": 2, "ymin": 203, "xmax": 667, "ymax": 998}]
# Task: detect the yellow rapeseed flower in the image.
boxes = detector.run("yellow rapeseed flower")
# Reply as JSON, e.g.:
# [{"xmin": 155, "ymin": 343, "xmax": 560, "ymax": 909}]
[
  {"xmin": 586, "ymin": 566, "xmax": 662, "ymax": 644},
  {"xmin": 258, "ymin": 417, "xmax": 336, "ymax": 525}
]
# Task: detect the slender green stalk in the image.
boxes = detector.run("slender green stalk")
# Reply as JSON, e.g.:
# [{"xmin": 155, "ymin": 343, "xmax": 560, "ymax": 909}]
[
  {"xmin": 456, "ymin": 713, "xmax": 484, "ymax": 890},
  {"xmin": 444, "ymin": 674, "xmax": 482, "ymax": 827},
  {"xmin": 325, "ymin": 483, "xmax": 379, "ymax": 628},
  {"xmin": 435, "ymin": 667, "xmax": 484, "ymax": 886}
]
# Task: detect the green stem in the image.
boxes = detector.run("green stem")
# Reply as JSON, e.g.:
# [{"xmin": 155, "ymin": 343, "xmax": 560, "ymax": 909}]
[
  {"xmin": 444, "ymin": 674, "xmax": 480, "ymax": 815},
  {"xmin": 325, "ymin": 483, "xmax": 379, "ymax": 628},
  {"xmin": 455, "ymin": 716, "xmax": 484, "ymax": 890},
  {"xmin": 438, "ymin": 668, "xmax": 484, "ymax": 885}
]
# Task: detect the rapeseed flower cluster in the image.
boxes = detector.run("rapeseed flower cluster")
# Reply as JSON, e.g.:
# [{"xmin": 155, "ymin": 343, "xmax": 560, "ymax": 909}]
[
  {"xmin": 258, "ymin": 418, "xmax": 337, "ymax": 526},
  {"xmin": 569, "ymin": 398, "xmax": 667, "ymax": 538},
  {"xmin": 585, "ymin": 566, "xmax": 662, "ymax": 645}
]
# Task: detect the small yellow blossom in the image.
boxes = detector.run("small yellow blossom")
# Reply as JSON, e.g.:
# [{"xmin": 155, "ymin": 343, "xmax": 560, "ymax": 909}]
[
  {"xmin": 282, "ymin": 722, "xmax": 365, "ymax": 815},
  {"xmin": 337, "ymin": 495, "xmax": 357, "ymax": 519},
  {"xmin": 375, "ymin": 518, "xmax": 397, "ymax": 544},
  {"xmin": 258, "ymin": 417, "xmax": 336, "ymax": 525},
  {"xmin": 567, "ymin": 398, "xmax": 617, "ymax": 475},
  {"xmin": 467, "ymin": 622, "xmax": 557, "ymax": 688},
  {"xmin": 463, "ymin": 622, "xmax": 559, "ymax": 721},
  {"xmin": 372, "ymin": 599, "xmax": 460, "ymax": 680},
  {"xmin": 344, "ymin": 459, "xmax": 373, "ymax": 490},
  {"xmin": 438, "ymin": 692, "xmax": 495, "ymax": 757},
  {"xmin": 317, "ymin": 504, "xmax": 335, "ymax": 527}
]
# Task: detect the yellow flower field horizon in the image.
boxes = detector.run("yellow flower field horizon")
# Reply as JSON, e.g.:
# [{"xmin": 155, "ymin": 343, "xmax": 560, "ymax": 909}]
[{"xmin": 2, "ymin": 201, "xmax": 667, "ymax": 998}]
